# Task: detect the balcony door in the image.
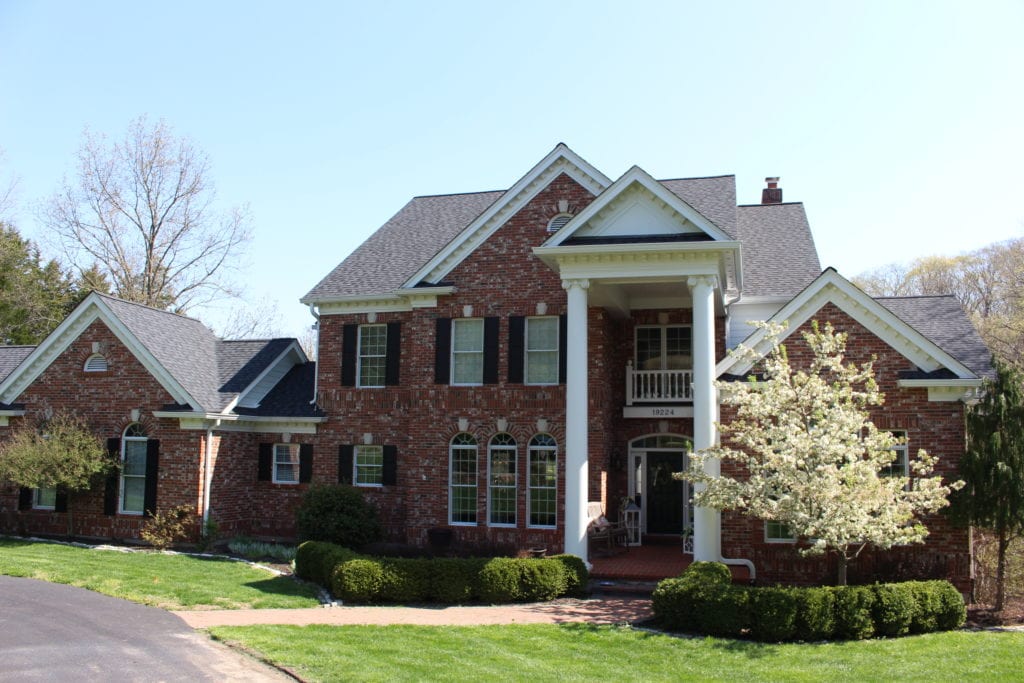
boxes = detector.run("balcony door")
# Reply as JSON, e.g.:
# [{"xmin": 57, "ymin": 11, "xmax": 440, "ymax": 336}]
[
  {"xmin": 628, "ymin": 434, "xmax": 693, "ymax": 536},
  {"xmin": 635, "ymin": 325, "xmax": 692, "ymax": 371}
]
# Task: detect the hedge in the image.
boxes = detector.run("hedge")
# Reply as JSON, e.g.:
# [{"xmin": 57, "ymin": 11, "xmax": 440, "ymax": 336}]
[
  {"xmin": 296, "ymin": 541, "xmax": 588, "ymax": 605},
  {"xmin": 652, "ymin": 561, "xmax": 965, "ymax": 642}
]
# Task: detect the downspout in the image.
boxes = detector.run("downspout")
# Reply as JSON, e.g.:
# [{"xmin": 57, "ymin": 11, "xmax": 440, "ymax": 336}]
[
  {"xmin": 202, "ymin": 419, "xmax": 220, "ymax": 525},
  {"xmin": 719, "ymin": 553, "xmax": 756, "ymax": 582},
  {"xmin": 308, "ymin": 304, "xmax": 320, "ymax": 405}
]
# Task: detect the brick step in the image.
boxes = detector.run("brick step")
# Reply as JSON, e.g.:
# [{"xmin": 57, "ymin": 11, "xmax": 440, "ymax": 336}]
[{"xmin": 588, "ymin": 579, "xmax": 659, "ymax": 598}]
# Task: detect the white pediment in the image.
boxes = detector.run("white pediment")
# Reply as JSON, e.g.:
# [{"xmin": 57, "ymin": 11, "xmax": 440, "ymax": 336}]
[{"xmin": 573, "ymin": 185, "xmax": 706, "ymax": 239}]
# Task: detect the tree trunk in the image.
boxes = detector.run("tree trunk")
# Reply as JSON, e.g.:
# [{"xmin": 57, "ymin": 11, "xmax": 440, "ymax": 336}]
[
  {"xmin": 837, "ymin": 553, "xmax": 848, "ymax": 586},
  {"xmin": 996, "ymin": 532, "xmax": 1009, "ymax": 612}
]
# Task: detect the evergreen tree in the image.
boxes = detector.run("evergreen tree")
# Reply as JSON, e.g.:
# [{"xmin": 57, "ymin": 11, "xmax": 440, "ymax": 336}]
[{"xmin": 0, "ymin": 223, "xmax": 79, "ymax": 344}]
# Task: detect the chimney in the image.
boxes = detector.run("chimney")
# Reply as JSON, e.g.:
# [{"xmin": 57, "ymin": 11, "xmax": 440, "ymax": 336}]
[{"xmin": 761, "ymin": 176, "xmax": 782, "ymax": 204}]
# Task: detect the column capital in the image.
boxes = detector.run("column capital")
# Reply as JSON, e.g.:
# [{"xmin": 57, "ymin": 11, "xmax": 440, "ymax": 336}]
[
  {"xmin": 561, "ymin": 278, "xmax": 591, "ymax": 292},
  {"xmin": 686, "ymin": 275, "xmax": 717, "ymax": 290}
]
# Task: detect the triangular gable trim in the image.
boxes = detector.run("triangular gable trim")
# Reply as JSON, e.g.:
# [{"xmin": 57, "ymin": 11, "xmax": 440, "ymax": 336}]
[
  {"xmin": 229, "ymin": 341, "xmax": 308, "ymax": 412},
  {"xmin": 0, "ymin": 293, "xmax": 201, "ymax": 409},
  {"xmin": 401, "ymin": 143, "xmax": 612, "ymax": 288},
  {"xmin": 543, "ymin": 166, "xmax": 732, "ymax": 246},
  {"xmin": 717, "ymin": 269, "xmax": 978, "ymax": 380}
]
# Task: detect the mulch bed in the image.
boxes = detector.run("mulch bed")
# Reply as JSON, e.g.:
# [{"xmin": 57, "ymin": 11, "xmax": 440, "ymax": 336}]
[{"xmin": 967, "ymin": 598, "xmax": 1024, "ymax": 627}]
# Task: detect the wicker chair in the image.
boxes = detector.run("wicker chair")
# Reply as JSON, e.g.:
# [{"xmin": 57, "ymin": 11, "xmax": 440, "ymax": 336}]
[{"xmin": 586, "ymin": 501, "xmax": 630, "ymax": 556}]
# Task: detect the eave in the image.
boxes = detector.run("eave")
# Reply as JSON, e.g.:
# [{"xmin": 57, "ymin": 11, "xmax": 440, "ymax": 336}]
[{"xmin": 307, "ymin": 286, "xmax": 456, "ymax": 315}]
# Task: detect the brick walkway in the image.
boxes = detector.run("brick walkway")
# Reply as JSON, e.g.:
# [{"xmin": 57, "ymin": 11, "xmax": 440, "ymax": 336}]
[{"xmin": 174, "ymin": 596, "xmax": 653, "ymax": 628}]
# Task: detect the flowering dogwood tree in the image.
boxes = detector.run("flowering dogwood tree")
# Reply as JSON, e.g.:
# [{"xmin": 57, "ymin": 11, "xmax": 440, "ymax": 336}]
[{"xmin": 685, "ymin": 321, "xmax": 960, "ymax": 585}]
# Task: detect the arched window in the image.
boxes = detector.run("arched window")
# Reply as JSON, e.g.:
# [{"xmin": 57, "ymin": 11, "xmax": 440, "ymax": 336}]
[
  {"xmin": 488, "ymin": 433, "xmax": 517, "ymax": 526},
  {"xmin": 83, "ymin": 354, "xmax": 108, "ymax": 372},
  {"xmin": 528, "ymin": 434, "xmax": 557, "ymax": 528},
  {"xmin": 120, "ymin": 423, "xmax": 148, "ymax": 514},
  {"xmin": 546, "ymin": 213, "xmax": 573, "ymax": 233},
  {"xmin": 449, "ymin": 433, "xmax": 478, "ymax": 525}
]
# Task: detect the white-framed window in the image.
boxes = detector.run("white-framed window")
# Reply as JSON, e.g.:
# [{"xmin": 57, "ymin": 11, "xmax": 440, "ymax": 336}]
[
  {"xmin": 273, "ymin": 443, "xmax": 301, "ymax": 485},
  {"xmin": 83, "ymin": 354, "xmax": 108, "ymax": 372},
  {"xmin": 635, "ymin": 325, "xmax": 692, "ymax": 371},
  {"xmin": 354, "ymin": 445, "xmax": 384, "ymax": 486},
  {"xmin": 765, "ymin": 520, "xmax": 795, "ymax": 543},
  {"xmin": 449, "ymin": 433, "xmax": 478, "ymax": 524},
  {"xmin": 357, "ymin": 324, "xmax": 387, "ymax": 388},
  {"xmin": 528, "ymin": 434, "xmax": 557, "ymax": 528},
  {"xmin": 882, "ymin": 430, "xmax": 909, "ymax": 479},
  {"xmin": 525, "ymin": 317, "xmax": 559, "ymax": 385},
  {"xmin": 451, "ymin": 319, "xmax": 484, "ymax": 385},
  {"xmin": 488, "ymin": 434, "xmax": 517, "ymax": 526},
  {"xmin": 33, "ymin": 487, "xmax": 56, "ymax": 510},
  {"xmin": 120, "ymin": 423, "xmax": 148, "ymax": 514},
  {"xmin": 547, "ymin": 213, "xmax": 573, "ymax": 233}
]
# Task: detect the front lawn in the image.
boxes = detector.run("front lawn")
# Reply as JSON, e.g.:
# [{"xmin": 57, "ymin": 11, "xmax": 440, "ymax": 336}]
[
  {"xmin": 210, "ymin": 624, "xmax": 1024, "ymax": 682},
  {"xmin": 0, "ymin": 538, "xmax": 320, "ymax": 610}
]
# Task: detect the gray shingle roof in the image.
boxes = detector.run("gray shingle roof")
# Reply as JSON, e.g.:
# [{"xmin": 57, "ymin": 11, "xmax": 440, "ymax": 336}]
[
  {"xmin": 876, "ymin": 295, "xmax": 993, "ymax": 379},
  {"xmin": 735, "ymin": 203, "xmax": 821, "ymax": 298},
  {"xmin": 660, "ymin": 176, "xmax": 737, "ymax": 237},
  {"xmin": 233, "ymin": 362, "xmax": 323, "ymax": 418},
  {"xmin": 218, "ymin": 339, "xmax": 295, "ymax": 394},
  {"xmin": 0, "ymin": 346, "xmax": 34, "ymax": 383}
]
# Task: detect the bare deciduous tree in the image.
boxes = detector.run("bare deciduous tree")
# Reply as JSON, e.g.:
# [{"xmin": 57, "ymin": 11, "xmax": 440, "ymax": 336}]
[{"xmin": 42, "ymin": 117, "xmax": 252, "ymax": 312}]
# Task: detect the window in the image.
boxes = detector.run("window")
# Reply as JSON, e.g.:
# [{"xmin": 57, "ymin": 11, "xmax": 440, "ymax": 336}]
[
  {"xmin": 488, "ymin": 434, "xmax": 517, "ymax": 526},
  {"xmin": 882, "ymin": 430, "xmax": 909, "ymax": 479},
  {"xmin": 765, "ymin": 520, "xmax": 795, "ymax": 543},
  {"xmin": 452, "ymin": 319, "xmax": 484, "ymax": 385},
  {"xmin": 355, "ymin": 445, "xmax": 384, "ymax": 486},
  {"xmin": 357, "ymin": 325, "xmax": 387, "ymax": 388},
  {"xmin": 449, "ymin": 433, "xmax": 478, "ymax": 524},
  {"xmin": 33, "ymin": 487, "xmax": 56, "ymax": 510},
  {"xmin": 273, "ymin": 444, "xmax": 301, "ymax": 484},
  {"xmin": 528, "ymin": 434, "xmax": 557, "ymax": 528},
  {"xmin": 120, "ymin": 423, "xmax": 148, "ymax": 514},
  {"xmin": 547, "ymin": 213, "xmax": 573, "ymax": 233},
  {"xmin": 635, "ymin": 325, "xmax": 692, "ymax": 370},
  {"xmin": 83, "ymin": 354, "xmax": 107, "ymax": 372},
  {"xmin": 526, "ymin": 317, "xmax": 559, "ymax": 385}
]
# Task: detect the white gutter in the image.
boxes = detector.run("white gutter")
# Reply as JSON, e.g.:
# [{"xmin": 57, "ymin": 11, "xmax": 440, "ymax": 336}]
[
  {"xmin": 202, "ymin": 419, "xmax": 220, "ymax": 525},
  {"xmin": 309, "ymin": 304, "xmax": 320, "ymax": 405},
  {"xmin": 719, "ymin": 553, "xmax": 756, "ymax": 581}
]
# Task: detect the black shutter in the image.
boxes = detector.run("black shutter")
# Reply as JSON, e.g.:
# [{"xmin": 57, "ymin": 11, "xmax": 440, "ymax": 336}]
[
  {"xmin": 258, "ymin": 443, "xmax": 273, "ymax": 481},
  {"xmin": 341, "ymin": 324, "xmax": 358, "ymax": 387},
  {"xmin": 299, "ymin": 444, "xmax": 314, "ymax": 483},
  {"xmin": 508, "ymin": 316, "xmax": 525, "ymax": 383},
  {"xmin": 558, "ymin": 313, "xmax": 568, "ymax": 384},
  {"xmin": 104, "ymin": 437, "xmax": 120, "ymax": 515},
  {"xmin": 483, "ymin": 317, "xmax": 499, "ymax": 384},
  {"xmin": 382, "ymin": 445, "xmax": 398, "ymax": 486},
  {"xmin": 143, "ymin": 439, "xmax": 159, "ymax": 516},
  {"xmin": 435, "ymin": 318, "xmax": 451, "ymax": 384},
  {"xmin": 385, "ymin": 322, "xmax": 401, "ymax": 385},
  {"xmin": 338, "ymin": 445, "xmax": 354, "ymax": 485},
  {"xmin": 54, "ymin": 488, "xmax": 68, "ymax": 513},
  {"xmin": 18, "ymin": 487, "xmax": 32, "ymax": 511}
]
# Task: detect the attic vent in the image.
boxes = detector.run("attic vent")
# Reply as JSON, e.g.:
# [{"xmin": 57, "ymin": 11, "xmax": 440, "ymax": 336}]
[
  {"xmin": 84, "ymin": 354, "xmax": 108, "ymax": 372},
  {"xmin": 547, "ymin": 213, "xmax": 573, "ymax": 233}
]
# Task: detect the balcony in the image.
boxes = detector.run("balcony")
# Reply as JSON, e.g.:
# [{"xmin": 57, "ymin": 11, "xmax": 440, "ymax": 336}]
[{"xmin": 626, "ymin": 362, "xmax": 693, "ymax": 405}]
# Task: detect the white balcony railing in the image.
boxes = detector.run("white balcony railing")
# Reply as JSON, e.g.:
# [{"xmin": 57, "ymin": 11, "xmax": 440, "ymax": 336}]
[{"xmin": 626, "ymin": 362, "xmax": 693, "ymax": 405}]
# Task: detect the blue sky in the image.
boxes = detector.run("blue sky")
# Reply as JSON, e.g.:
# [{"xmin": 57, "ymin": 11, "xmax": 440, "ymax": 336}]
[{"xmin": 2, "ymin": 1, "xmax": 1022, "ymax": 338}]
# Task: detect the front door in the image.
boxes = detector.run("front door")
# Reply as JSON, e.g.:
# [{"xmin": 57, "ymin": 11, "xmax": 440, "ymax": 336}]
[{"xmin": 628, "ymin": 434, "xmax": 693, "ymax": 537}]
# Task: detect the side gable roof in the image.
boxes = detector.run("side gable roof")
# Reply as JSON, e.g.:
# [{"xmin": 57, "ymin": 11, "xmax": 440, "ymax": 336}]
[
  {"xmin": 718, "ymin": 268, "xmax": 984, "ymax": 382},
  {"xmin": 0, "ymin": 346, "xmax": 34, "ymax": 383}
]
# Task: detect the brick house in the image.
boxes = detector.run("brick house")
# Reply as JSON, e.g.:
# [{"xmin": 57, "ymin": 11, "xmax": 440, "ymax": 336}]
[{"xmin": 0, "ymin": 144, "xmax": 989, "ymax": 588}]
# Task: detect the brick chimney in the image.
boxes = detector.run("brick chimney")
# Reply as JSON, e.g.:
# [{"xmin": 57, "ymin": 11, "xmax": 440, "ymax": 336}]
[{"xmin": 761, "ymin": 177, "xmax": 782, "ymax": 204}]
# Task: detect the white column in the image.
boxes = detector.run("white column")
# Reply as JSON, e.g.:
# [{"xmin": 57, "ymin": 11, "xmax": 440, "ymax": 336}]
[
  {"xmin": 562, "ymin": 278, "xmax": 590, "ymax": 560},
  {"xmin": 688, "ymin": 275, "xmax": 720, "ymax": 561}
]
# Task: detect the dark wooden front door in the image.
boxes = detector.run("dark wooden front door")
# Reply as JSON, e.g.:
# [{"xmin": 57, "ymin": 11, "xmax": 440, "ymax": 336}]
[{"xmin": 645, "ymin": 452, "xmax": 684, "ymax": 534}]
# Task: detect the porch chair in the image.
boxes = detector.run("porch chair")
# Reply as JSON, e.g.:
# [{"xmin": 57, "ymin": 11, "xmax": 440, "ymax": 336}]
[{"xmin": 587, "ymin": 501, "xmax": 630, "ymax": 557}]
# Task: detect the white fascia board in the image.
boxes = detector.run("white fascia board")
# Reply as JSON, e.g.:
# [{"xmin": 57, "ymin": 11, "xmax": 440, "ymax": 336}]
[
  {"xmin": 544, "ymin": 166, "xmax": 732, "ymax": 247},
  {"xmin": 153, "ymin": 410, "xmax": 326, "ymax": 433},
  {"xmin": 234, "ymin": 342, "xmax": 306, "ymax": 410},
  {"xmin": 534, "ymin": 241, "xmax": 741, "ymax": 281},
  {"xmin": 0, "ymin": 409, "xmax": 25, "ymax": 427},
  {"xmin": 0, "ymin": 294, "xmax": 200, "ymax": 409},
  {"xmin": 314, "ymin": 287, "xmax": 455, "ymax": 315},
  {"xmin": 730, "ymin": 295, "xmax": 792, "ymax": 305},
  {"xmin": 898, "ymin": 378, "xmax": 984, "ymax": 388},
  {"xmin": 716, "ymin": 270, "xmax": 978, "ymax": 380},
  {"xmin": 402, "ymin": 144, "xmax": 611, "ymax": 288}
]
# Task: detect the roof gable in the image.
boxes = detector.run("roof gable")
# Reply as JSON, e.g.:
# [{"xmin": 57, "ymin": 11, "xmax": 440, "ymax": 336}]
[{"xmin": 718, "ymin": 269, "xmax": 980, "ymax": 381}]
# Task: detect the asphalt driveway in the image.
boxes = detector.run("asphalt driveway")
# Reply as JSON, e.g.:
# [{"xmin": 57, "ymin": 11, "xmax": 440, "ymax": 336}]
[{"xmin": 0, "ymin": 576, "xmax": 289, "ymax": 682}]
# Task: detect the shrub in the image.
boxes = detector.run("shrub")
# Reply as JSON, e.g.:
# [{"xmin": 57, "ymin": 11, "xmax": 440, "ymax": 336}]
[
  {"xmin": 296, "ymin": 484, "xmax": 382, "ymax": 549},
  {"xmin": 295, "ymin": 540, "xmax": 361, "ymax": 586},
  {"xmin": 333, "ymin": 559, "xmax": 385, "ymax": 602},
  {"xmin": 794, "ymin": 587, "xmax": 835, "ymax": 641},
  {"xmin": 871, "ymin": 583, "xmax": 916, "ymax": 637},
  {"xmin": 140, "ymin": 504, "xmax": 195, "ymax": 550},
  {"xmin": 478, "ymin": 558, "xmax": 523, "ymax": 603},
  {"xmin": 932, "ymin": 580, "xmax": 967, "ymax": 630},
  {"xmin": 652, "ymin": 562, "xmax": 747, "ymax": 637},
  {"xmin": 832, "ymin": 586, "xmax": 876, "ymax": 640},
  {"xmin": 519, "ymin": 559, "xmax": 568, "ymax": 602},
  {"xmin": 379, "ymin": 559, "xmax": 432, "ymax": 603},
  {"xmin": 550, "ymin": 554, "xmax": 589, "ymax": 596},
  {"xmin": 750, "ymin": 586, "xmax": 799, "ymax": 642},
  {"xmin": 431, "ymin": 557, "xmax": 486, "ymax": 603}
]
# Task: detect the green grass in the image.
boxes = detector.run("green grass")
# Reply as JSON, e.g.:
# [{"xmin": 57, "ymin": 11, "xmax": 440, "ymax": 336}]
[
  {"xmin": 210, "ymin": 624, "xmax": 1024, "ymax": 682},
  {"xmin": 0, "ymin": 538, "xmax": 320, "ymax": 610}
]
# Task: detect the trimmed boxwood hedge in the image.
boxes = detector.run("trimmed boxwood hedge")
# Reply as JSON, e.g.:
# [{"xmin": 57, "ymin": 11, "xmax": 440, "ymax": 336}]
[
  {"xmin": 295, "ymin": 541, "xmax": 587, "ymax": 605},
  {"xmin": 652, "ymin": 561, "xmax": 965, "ymax": 642}
]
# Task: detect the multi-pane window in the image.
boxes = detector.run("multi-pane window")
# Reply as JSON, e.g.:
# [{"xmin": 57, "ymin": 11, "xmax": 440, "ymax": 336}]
[
  {"xmin": 357, "ymin": 325, "xmax": 387, "ymax": 388},
  {"xmin": 450, "ymin": 433, "xmax": 478, "ymax": 524},
  {"xmin": 355, "ymin": 445, "xmax": 384, "ymax": 486},
  {"xmin": 882, "ymin": 430, "xmax": 909, "ymax": 479},
  {"xmin": 451, "ymin": 319, "xmax": 484, "ymax": 385},
  {"xmin": 34, "ymin": 487, "xmax": 56, "ymax": 510},
  {"xmin": 528, "ymin": 434, "xmax": 557, "ymax": 528},
  {"xmin": 273, "ymin": 444, "xmax": 300, "ymax": 484},
  {"xmin": 120, "ymin": 423, "xmax": 148, "ymax": 514},
  {"xmin": 526, "ymin": 317, "xmax": 559, "ymax": 384},
  {"xmin": 488, "ymin": 434, "xmax": 517, "ymax": 526},
  {"xmin": 765, "ymin": 520, "xmax": 795, "ymax": 542},
  {"xmin": 635, "ymin": 326, "xmax": 692, "ymax": 370}
]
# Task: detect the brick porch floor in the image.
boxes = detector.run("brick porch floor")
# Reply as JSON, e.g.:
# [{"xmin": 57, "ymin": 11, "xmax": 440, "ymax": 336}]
[{"xmin": 589, "ymin": 541, "xmax": 753, "ymax": 582}]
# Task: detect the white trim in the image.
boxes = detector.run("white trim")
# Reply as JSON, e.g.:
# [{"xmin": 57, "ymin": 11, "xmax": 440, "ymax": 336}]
[
  {"xmin": 764, "ymin": 520, "xmax": 796, "ymax": 543},
  {"xmin": 119, "ymin": 425, "xmax": 148, "ymax": 515},
  {"xmin": 353, "ymin": 444, "xmax": 384, "ymax": 487},
  {"xmin": 356, "ymin": 324, "xmax": 387, "ymax": 389},
  {"xmin": 150, "ymin": 411, "xmax": 325, "ymax": 434},
  {"xmin": 83, "ymin": 353, "xmax": 108, "ymax": 372},
  {"xmin": 272, "ymin": 443, "xmax": 301, "ymax": 485},
  {"xmin": 33, "ymin": 487, "xmax": 57, "ymax": 511},
  {"xmin": 233, "ymin": 341, "xmax": 308, "ymax": 410},
  {"xmin": 0, "ymin": 410, "xmax": 25, "ymax": 427},
  {"xmin": 310, "ymin": 287, "xmax": 455, "ymax": 314},
  {"xmin": 450, "ymin": 318, "xmax": 484, "ymax": 386},
  {"xmin": 449, "ymin": 433, "xmax": 479, "ymax": 526},
  {"xmin": 524, "ymin": 316, "xmax": 559, "ymax": 386},
  {"xmin": 404, "ymin": 144, "xmax": 611, "ymax": 288},
  {"xmin": 717, "ymin": 270, "xmax": 979, "ymax": 381},
  {"xmin": 526, "ymin": 433, "xmax": 558, "ymax": 529},
  {"xmin": 487, "ymin": 433, "xmax": 518, "ymax": 527}
]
